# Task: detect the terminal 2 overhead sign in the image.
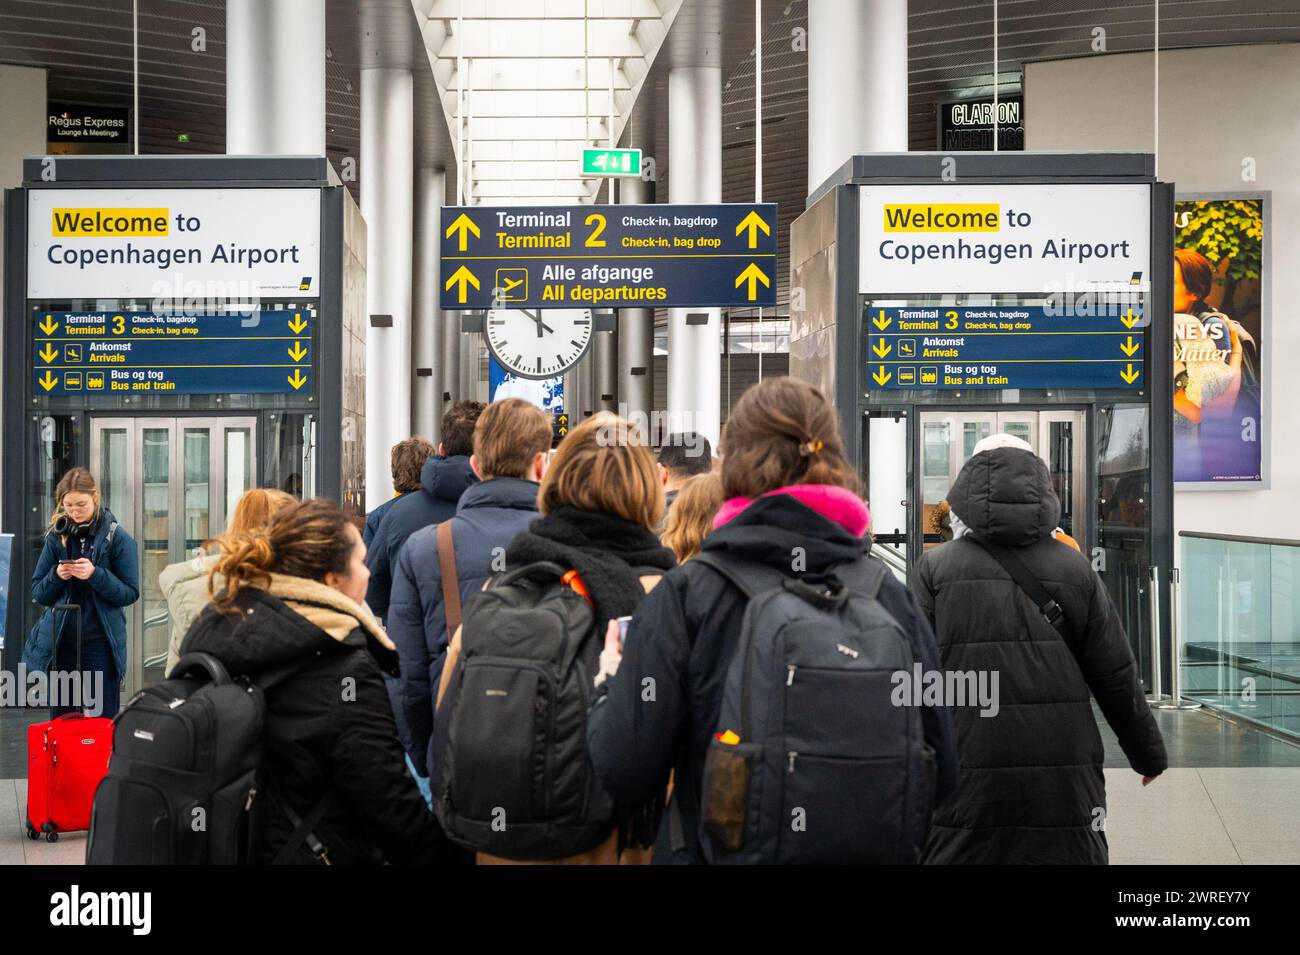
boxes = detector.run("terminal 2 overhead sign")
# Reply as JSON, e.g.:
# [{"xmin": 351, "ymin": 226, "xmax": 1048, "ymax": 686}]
[
  {"xmin": 860, "ymin": 182, "xmax": 1151, "ymax": 391},
  {"xmin": 438, "ymin": 203, "xmax": 777, "ymax": 310}
]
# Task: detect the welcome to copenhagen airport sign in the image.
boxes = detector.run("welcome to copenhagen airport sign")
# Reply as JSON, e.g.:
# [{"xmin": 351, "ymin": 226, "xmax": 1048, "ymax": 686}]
[{"xmin": 438, "ymin": 203, "xmax": 777, "ymax": 310}]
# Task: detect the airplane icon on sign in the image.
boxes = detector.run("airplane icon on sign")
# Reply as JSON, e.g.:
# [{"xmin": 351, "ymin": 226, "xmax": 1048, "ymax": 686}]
[{"xmin": 494, "ymin": 268, "xmax": 528, "ymax": 303}]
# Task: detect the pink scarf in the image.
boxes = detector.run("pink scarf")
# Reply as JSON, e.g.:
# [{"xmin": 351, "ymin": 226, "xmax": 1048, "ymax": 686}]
[{"xmin": 712, "ymin": 484, "xmax": 870, "ymax": 538}]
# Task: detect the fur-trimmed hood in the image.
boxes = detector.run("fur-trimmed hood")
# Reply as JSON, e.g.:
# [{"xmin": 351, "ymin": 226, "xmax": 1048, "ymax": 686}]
[{"xmin": 180, "ymin": 574, "xmax": 398, "ymax": 678}]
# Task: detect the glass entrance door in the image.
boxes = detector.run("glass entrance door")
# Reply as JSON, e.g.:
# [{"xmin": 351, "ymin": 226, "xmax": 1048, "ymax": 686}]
[
  {"xmin": 915, "ymin": 410, "xmax": 1089, "ymax": 556},
  {"xmin": 90, "ymin": 417, "xmax": 257, "ymax": 694}
]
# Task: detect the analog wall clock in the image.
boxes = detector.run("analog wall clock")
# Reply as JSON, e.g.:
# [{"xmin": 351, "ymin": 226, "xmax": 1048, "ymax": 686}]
[{"xmin": 484, "ymin": 308, "xmax": 593, "ymax": 380}]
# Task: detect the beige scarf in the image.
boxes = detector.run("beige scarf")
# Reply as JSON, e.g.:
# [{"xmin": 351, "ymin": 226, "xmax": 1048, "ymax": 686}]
[{"xmin": 261, "ymin": 572, "xmax": 394, "ymax": 651}]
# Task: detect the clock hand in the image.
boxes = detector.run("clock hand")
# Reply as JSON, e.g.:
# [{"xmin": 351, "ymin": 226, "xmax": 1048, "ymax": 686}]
[{"xmin": 523, "ymin": 310, "xmax": 555, "ymax": 337}]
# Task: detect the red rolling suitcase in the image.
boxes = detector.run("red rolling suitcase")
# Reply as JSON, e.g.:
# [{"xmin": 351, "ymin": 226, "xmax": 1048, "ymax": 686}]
[{"xmin": 25, "ymin": 604, "xmax": 114, "ymax": 843}]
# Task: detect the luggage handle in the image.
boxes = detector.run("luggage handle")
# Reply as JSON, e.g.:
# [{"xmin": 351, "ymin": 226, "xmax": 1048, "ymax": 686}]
[{"xmin": 171, "ymin": 652, "xmax": 233, "ymax": 686}]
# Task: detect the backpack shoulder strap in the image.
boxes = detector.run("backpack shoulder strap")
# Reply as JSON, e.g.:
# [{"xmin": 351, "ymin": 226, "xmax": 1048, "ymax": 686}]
[
  {"xmin": 436, "ymin": 521, "xmax": 463, "ymax": 637},
  {"xmin": 691, "ymin": 551, "xmax": 785, "ymax": 600},
  {"xmin": 965, "ymin": 536, "xmax": 1069, "ymax": 638},
  {"xmin": 831, "ymin": 556, "xmax": 890, "ymax": 600}
]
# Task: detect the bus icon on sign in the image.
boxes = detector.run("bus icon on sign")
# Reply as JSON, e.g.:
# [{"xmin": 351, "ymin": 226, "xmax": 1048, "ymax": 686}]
[
  {"xmin": 63, "ymin": 372, "xmax": 83, "ymax": 390},
  {"xmin": 898, "ymin": 367, "xmax": 917, "ymax": 386}
]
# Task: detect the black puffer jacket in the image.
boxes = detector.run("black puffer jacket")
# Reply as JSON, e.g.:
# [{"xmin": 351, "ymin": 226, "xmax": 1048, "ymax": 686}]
[
  {"xmin": 181, "ymin": 580, "xmax": 452, "ymax": 865},
  {"xmin": 915, "ymin": 447, "xmax": 1167, "ymax": 865}
]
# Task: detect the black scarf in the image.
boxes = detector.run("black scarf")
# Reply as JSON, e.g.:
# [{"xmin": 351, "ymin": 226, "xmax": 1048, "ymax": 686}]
[{"xmin": 506, "ymin": 506, "xmax": 676, "ymax": 623}]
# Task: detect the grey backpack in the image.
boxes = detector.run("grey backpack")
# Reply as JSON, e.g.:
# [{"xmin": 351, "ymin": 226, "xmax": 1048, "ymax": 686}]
[{"xmin": 692, "ymin": 552, "xmax": 936, "ymax": 864}]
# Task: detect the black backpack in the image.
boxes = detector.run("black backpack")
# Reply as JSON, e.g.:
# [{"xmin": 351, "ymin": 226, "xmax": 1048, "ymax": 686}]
[
  {"xmin": 86, "ymin": 652, "xmax": 327, "ymax": 865},
  {"xmin": 692, "ymin": 552, "xmax": 937, "ymax": 864},
  {"xmin": 432, "ymin": 561, "xmax": 614, "ymax": 860}
]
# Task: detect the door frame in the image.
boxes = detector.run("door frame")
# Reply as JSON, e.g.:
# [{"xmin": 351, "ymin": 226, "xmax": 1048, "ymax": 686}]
[
  {"xmin": 906, "ymin": 404, "xmax": 1095, "ymax": 579},
  {"xmin": 89, "ymin": 414, "xmax": 258, "ymax": 695}
]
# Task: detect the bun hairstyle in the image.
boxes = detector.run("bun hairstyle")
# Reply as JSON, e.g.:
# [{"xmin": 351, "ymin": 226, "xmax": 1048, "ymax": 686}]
[
  {"xmin": 48, "ymin": 467, "xmax": 101, "ymax": 534},
  {"xmin": 210, "ymin": 498, "xmax": 358, "ymax": 608},
  {"xmin": 720, "ymin": 377, "xmax": 859, "ymax": 500}
]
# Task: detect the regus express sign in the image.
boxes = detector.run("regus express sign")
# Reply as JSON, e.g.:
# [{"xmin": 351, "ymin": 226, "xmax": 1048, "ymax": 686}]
[
  {"xmin": 27, "ymin": 188, "xmax": 321, "ymax": 299},
  {"xmin": 858, "ymin": 183, "xmax": 1151, "ymax": 294}
]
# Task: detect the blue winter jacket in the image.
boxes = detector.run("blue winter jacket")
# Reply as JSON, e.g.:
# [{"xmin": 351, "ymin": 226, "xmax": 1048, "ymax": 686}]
[
  {"xmin": 387, "ymin": 476, "xmax": 540, "ymax": 775},
  {"xmin": 366, "ymin": 455, "xmax": 477, "ymax": 620},
  {"xmin": 363, "ymin": 493, "xmax": 405, "ymax": 547},
  {"xmin": 25, "ymin": 508, "xmax": 140, "ymax": 678}
]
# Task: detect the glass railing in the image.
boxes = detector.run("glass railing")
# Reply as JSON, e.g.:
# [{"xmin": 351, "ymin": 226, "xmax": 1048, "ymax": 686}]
[{"xmin": 1179, "ymin": 532, "xmax": 1300, "ymax": 740}]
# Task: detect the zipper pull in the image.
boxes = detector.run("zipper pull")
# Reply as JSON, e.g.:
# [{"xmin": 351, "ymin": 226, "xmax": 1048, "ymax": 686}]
[
  {"xmin": 244, "ymin": 787, "xmax": 258, "ymax": 811},
  {"xmin": 787, "ymin": 751, "xmax": 797, "ymax": 773},
  {"xmin": 786, "ymin": 664, "xmax": 796, "ymax": 686}
]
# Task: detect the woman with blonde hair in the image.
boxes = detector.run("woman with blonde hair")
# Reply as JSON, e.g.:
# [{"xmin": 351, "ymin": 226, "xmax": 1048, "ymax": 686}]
[
  {"xmin": 160, "ymin": 487, "xmax": 296, "ymax": 675},
  {"xmin": 25, "ymin": 467, "xmax": 139, "ymax": 718},
  {"xmin": 661, "ymin": 472, "xmax": 724, "ymax": 563},
  {"xmin": 179, "ymin": 497, "xmax": 451, "ymax": 865},
  {"xmin": 433, "ymin": 412, "xmax": 677, "ymax": 864}
]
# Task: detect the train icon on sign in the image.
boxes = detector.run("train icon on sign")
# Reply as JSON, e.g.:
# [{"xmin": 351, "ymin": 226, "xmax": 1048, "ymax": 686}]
[{"xmin": 86, "ymin": 372, "xmax": 105, "ymax": 390}]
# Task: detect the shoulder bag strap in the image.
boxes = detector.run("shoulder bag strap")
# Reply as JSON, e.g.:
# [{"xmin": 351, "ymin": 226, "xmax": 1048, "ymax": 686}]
[
  {"xmin": 436, "ymin": 521, "xmax": 463, "ymax": 638},
  {"xmin": 966, "ymin": 536, "xmax": 1070, "ymax": 638},
  {"xmin": 830, "ymin": 556, "xmax": 890, "ymax": 600},
  {"xmin": 268, "ymin": 787, "xmax": 332, "ymax": 865}
]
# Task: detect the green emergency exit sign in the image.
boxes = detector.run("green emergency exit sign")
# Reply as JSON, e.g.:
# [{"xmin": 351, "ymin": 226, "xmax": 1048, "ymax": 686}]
[{"xmin": 580, "ymin": 147, "xmax": 642, "ymax": 178}]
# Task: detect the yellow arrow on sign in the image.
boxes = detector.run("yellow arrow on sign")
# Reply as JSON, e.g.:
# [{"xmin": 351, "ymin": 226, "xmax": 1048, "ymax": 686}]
[
  {"xmin": 735, "ymin": 210, "xmax": 771, "ymax": 249},
  {"xmin": 871, "ymin": 367, "xmax": 892, "ymax": 387},
  {"xmin": 39, "ymin": 343, "xmax": 58, "ymax": 364},
  {"xmin": 1121, "ymin": 308, "xmax": 1140, "ymax": 329},
  {"xmin": 735, "ymin": 262, "xmax": 770, "ymax": 301},
  {"xmin": 1120, "ymin": 335, "xmax": 1139, "ymax": 357},
  {"xmin": 1120, "ymin": 363, "xmax": 1139, "ymax": 384},
  {"xmin": 872, "ymin": 339, "xmax": 892, "ymax": 359},
  {"xmin": 287, "ymin": 369, "xmax": 308, "ymax": 390},
  {"xmin": 445, "ymin": 212, "xmax": 481, "ymax": 252},
  {"xmin": 38, "ymin": 370, "xmax": 57, "ymax": 392},
  {"xmin": 871, "ymin": 311, "xmax": 892, "ymax": 331},
  {"xmin": 288, "ymin": 313, "xmax": 308, "ymax": 334},
  {"xmin": 39, "ymin": 314, "xmax": 58, "ymax": 335},
  {"xmin": 445, "ymin": 265, "xmax": 481, "ymax": 303},
  {"xmin": 288, "ymin": 341, "xmax": 308, "ymax": 362}
]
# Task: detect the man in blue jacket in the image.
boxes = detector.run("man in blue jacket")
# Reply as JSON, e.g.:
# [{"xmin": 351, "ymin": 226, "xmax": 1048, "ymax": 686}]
[
  {"xmin": 366, "ymin": 401, "xmax": 484, "ymax": 621},
  {"xmin": 388, "ymin": 397, "xmax": 553, "ymax": 778},
  {"xmin": 364, "ymin": 437, "xmax": 435, "ymax": 547}
]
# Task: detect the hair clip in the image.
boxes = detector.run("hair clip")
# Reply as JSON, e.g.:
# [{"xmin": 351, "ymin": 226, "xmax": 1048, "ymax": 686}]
[{"xmin": 799, "ymin": 438, "xmax": 823, "ymax": 457}]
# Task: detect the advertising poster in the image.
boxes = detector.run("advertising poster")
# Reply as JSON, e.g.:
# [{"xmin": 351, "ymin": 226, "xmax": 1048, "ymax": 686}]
[{"xmin": 1173, "ymin": 197, "xmax": 1266, "ymax": 486}]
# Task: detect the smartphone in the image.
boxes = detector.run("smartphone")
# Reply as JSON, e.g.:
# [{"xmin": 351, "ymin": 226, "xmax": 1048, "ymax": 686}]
[
  {"xmin": 58, "ymin": 558, "xmax": 79, "ymax": 565},
  {"xmin": 615, "ymin": 616, "xmax": 632, "ymax": 649}
]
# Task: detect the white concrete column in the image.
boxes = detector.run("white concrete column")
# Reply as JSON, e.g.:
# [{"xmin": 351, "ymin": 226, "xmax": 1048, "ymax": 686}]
[
  {"xmin": 807, "ymin": 0, "xmax": 908, "ymax": 193},
  {"xmin": 617, "ymin": 174, "xmax": 654, "ymax": 426},
  {"xmin": 413, "ymin": 167, "xmax": 445, "ymax": 442},
  {"xmin": 226, "ymin": 0, "xmax": 326, "ymax": 155},
  {"xmin": 667, "ymin": 66, "xmax": 722, "ymax": 448},
  {"xmin": 361, "ymin": 68, "xmax": 414, "ymax": 505}
]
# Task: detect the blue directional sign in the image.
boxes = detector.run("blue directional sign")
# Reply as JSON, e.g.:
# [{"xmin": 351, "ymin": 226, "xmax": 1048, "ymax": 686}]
[
  {"xmin": 32, "ymin": 309, "xmax": 314, "ymax": 396},
  {"xmin": 439, "ymin": 203, "xmax": 777, "ymax": 310},
  {"xmin": 866, "ymin": 304, "xmax": 1145, "ymax": 390}
]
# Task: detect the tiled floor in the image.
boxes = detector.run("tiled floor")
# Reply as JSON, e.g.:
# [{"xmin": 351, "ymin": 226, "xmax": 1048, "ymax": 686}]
[{"xmin": 2, "ymin": 705, "xmax": 1298, "ymax": 865}]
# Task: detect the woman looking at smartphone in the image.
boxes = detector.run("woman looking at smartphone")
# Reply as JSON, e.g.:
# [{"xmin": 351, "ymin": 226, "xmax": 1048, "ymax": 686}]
[{"xmin": 25, "ymin": 467, "xmax": 139, "ymax": 718}]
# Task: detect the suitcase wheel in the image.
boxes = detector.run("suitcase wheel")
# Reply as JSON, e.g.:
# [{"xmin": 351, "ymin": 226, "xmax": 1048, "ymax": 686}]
[
  {"xmin": 46, "ymin": 832, "xmax": 59, "ymax": 843},
  {"xmin": 26, "ymin": 824, "xmax": 39, "ymax": 841}
]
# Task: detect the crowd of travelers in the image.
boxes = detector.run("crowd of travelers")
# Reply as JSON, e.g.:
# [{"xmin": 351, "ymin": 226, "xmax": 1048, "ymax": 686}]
[{"xmin": 29, "ymin": 376, "xmax": 1167, "ymax": 865}]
